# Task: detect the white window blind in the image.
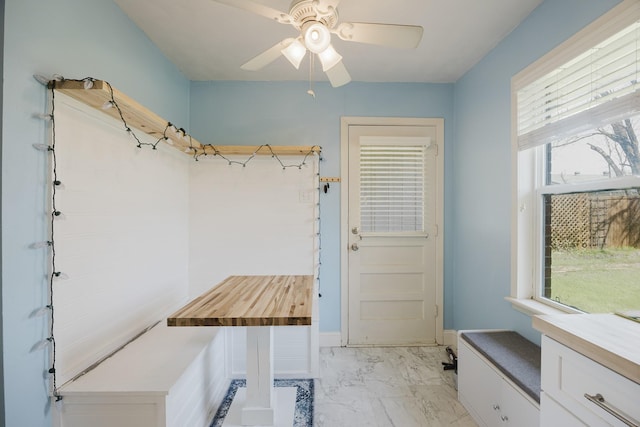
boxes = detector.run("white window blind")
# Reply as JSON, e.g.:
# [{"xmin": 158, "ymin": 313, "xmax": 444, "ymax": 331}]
[
  {"xmin": 517, "ymin": 20, "xmax": 640, "ymax": 150},
  {"xmin": 360, "ymin": 144, "xmax": 427, "ymax": 233}
]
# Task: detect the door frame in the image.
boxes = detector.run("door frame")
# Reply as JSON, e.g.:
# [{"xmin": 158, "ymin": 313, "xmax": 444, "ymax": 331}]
[{"xmin": 340, "ymin": 116, "xmax": 444, "ymax": 346}]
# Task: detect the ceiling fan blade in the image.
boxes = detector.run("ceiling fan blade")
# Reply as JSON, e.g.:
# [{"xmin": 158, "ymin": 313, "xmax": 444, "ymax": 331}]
[
  {"xmin": 325, "ymin": 61, "xmax": 351, "ymax": 87},
  {"xmin": 334, "ymin": 22, "xmax": 424, "ymax": 49},
  {"xmin": 241, "ymin": 38, "xmax": 295, "ymax": 71},
  {"xmin": 212, "ymin": 0, "xmax": 293, "ymax": 24}
]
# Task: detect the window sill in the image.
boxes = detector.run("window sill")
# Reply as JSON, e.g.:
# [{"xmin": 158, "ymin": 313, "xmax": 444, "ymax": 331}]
[{"xmin": 505, "ymin": 297, "xmax": 576, "ymax": 317}]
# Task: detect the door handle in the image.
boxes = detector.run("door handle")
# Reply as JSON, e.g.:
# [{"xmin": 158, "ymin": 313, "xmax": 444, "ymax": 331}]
[
  {"xmin": 584, "ymin": 393, "xmax": 639, "ymax": 427},
  {"xmin": 351, "ymin": 226, "xmax": 359, "ymax": 235},
  {"xmin": 351, "ymin": 243, "xmax": 359, "ymax": 251}
]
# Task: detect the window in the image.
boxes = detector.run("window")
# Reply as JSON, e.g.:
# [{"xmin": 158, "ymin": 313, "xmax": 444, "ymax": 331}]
[
  {"xmin": 512, "ymin": 1, "xmax": 640, "ymax": 315},
  {"xmin": 359, "ymin": 138, "xmax": 429, "ymax": 234}
]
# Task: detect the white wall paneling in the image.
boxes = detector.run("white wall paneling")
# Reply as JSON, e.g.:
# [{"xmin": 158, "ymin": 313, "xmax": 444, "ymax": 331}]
[
  {"xmin": 53, "ymin": 93, "xmax": 319, "ymax": 399},
  {"xmin": 189, "ymin": 155, "xmax": 320, "ymax": 378},
  {"xmin": 53, "ymin": 94, "xmax": 190, "ymax": 386}
]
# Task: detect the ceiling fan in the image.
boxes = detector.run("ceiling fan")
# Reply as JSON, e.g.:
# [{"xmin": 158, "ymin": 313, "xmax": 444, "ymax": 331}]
[{"xmin": 212, "ymin": 0, "xmax": 424, "ymax": 87}]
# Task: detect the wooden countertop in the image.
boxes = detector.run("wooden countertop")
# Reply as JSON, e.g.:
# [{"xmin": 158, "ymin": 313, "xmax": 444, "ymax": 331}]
[
  {"xmin": 167, "ymin": 275, "xmax": 313, "ymax": 327},
  {"xmin": 533, "ymin": 313, "xmax": 640, "ymax": 385}
]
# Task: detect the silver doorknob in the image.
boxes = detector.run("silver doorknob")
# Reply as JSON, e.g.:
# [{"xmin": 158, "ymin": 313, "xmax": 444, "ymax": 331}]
[
  {"xmin": 351, "ymin": 243, "xmax": 359, "ymax": 251},
  {"xmin": 351, "ymin": 226, "xmax": 359, "ymax": 235}
]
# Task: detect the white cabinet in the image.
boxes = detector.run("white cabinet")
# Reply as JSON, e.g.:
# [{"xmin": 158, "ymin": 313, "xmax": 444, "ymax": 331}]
[
  {"xmin": 540, "ymin": 335, "xmax": 640, "ymax": 427},
  {"xmin": 540, "ymin": 392, "xmax": 586, "ymax": 427},
  {"xmin": 458, "ymin": 338, "xmax": 539, "ymax": 427}
]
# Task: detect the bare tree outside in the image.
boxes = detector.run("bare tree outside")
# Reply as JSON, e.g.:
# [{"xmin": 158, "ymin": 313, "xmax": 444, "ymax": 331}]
[
  {"xmin": 587, "ymin": 119, "xmax": 640, "ymax": 177},
  {"xmin": 552, "ymin": 118, "xmax": 640, "ymax": 181}
]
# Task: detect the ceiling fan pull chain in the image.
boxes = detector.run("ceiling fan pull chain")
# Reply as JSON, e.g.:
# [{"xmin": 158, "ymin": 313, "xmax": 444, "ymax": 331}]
[{"xmin": 308, "ymin": 53, "xmax": 316, "ymax": 98}]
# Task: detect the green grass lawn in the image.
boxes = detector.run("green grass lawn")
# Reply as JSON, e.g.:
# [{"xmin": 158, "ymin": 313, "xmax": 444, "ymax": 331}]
[{"xmin": 549, "ymin": 247, "xmax": 640, "ymax": 313}]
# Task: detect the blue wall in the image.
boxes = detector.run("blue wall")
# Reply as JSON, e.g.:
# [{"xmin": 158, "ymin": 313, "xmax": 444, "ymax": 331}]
[
  {"xmin": 189, "ymin": 81, "xmax": 455, "ymax": 332},
  {"xmin": 189, "ymin": 0, "xmax": 622, "ymax": 340},
  {"xmin": 451, "ymin": 0, "xmax": 621, "ymax": 343},
  {"xmin": 2, "ymin": 0, "xmax": 190, "ymax": 425},
  {"xmin": 1, "ymin": 0, "xmax": 626, "ymax": 424}
]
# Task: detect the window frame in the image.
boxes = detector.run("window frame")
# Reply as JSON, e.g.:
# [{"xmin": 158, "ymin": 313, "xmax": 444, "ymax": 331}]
[{"xmin": 510, "ymin": 0, "xmax": 640, "ymax": 316}]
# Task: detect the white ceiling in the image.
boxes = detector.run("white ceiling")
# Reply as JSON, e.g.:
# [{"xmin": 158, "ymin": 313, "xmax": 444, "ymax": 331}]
[{"xmin": 114, "ymin": 0, "xmax": 543, "ymax": 84}]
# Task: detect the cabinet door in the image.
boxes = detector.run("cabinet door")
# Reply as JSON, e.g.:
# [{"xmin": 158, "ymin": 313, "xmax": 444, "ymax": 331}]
[
  {"xmin": 541, "ymin": 392, "xmax": 587, "ymax": 427},
  {"xmin": 458, "ymin": 340, "xmax": 502, "ymax": 426},
  {"xmin": 498, "ymin": 381, "xmax": 539, "ymax": 427}
]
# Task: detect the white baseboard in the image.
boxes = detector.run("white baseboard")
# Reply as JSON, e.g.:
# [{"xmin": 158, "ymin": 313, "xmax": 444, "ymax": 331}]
[
  {"xmin": 443, "ymin": 330, "xmax": 457, "ymax": 348},
  {"xmin": 319, "ymin": 332, "xmax": 342, "ymax": 347},
  {"xmin": 321, "ymin": 331, "xmax": 456, "ymax": 348}
]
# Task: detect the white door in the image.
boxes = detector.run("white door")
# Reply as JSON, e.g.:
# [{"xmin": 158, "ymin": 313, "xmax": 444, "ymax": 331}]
[{"xmin": 342, "ymin": 118, "xmax": 443, "ymax": 346}]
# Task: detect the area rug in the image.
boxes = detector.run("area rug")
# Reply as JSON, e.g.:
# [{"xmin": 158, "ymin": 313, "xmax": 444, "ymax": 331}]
[{"xmin": 210, "ymin": 379, "xmax": 314, "ymax": 427}]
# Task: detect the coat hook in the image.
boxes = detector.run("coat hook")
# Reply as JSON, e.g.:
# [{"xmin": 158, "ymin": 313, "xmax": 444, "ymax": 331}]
[{"xmin": 323, "ymin": 183, "xmax": 330, "ymax": 193}]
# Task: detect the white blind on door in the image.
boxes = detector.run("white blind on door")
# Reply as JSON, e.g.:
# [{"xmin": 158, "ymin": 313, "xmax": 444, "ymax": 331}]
[
  {"xmin": 360, "ymin": 143, "xmax": 427, "ymax": 233},
  {"xmin": 517, "ymin": 20, "xmax": 640, "ymax": 150}
]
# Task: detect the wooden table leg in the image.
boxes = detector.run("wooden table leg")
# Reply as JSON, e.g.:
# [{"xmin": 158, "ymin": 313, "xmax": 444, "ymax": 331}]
[{"xmin": 241, "ymin": 326, "xmax": 275, "ymax": 425}]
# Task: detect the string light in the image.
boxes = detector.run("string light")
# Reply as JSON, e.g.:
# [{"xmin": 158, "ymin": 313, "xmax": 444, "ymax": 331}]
[
  {"xmin": 34, "ymin": 74, "xmax": 51, "ymax": 86},
  {"xmin": 34, "ymin": 113, "xmax": 53, "ymax": 121},
  {"xmin": 31, "ymin": 305, "xmax": 53, "ymax": 319},
  {"xmin": 29, "ymin": 241, "xmax": 52, "ymax": 249},
  {"xmin": 34, "ymin": 75, "xmax": 325, "ymax": 402},
  {"xmin": 163, "ymin": 123, "xmax": 174, "ymax": 146},
  {"xmin": 40, "ymin": 79, "xmax": 62, "ymax": 401},
  {"xmin": 49, "ymin": 81, "xmax": 62, "ymax": 401},
  {"xmin": 83, "ymin": 78, "xmax": 94, "ymax": 90},
  {"xmin": 193, "ymin": 143, "xmax": 320, "ymax": 170},
  {"xmin": 32, "ymin": 336, "xmax": 55, "ymax": 352},
  {"xmin": 316, "ymin": 159, "xmax": 323, "ymax": 298},
  {"xmin": 44, "ymin": 75, "xmax": 321, "ymax": 169},
  {"xmin": 32, "ymin": 144, "xmax": 53, "ymax": 152},
  {"xmin": 186, "ymin": 134, "xmax": 195, "ymax": 156}
]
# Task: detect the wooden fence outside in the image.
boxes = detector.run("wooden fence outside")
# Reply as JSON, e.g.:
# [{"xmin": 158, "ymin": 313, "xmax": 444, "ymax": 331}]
[{"xmin": 550, "ymin": 191, "xmax": 640, "ymax": 250}]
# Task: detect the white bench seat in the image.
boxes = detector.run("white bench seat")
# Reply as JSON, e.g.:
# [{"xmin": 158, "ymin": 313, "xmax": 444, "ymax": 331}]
[
  {"xmin": 55, "ymin": 322, "xmax": 227, "ymax": 427},
  {"xmin": 460, "ymin": 331, "xmax": 541, "ymax": 403},
  {"xmin": 458, "ymin": 330, "xmax": 541, "ymax": 427}
]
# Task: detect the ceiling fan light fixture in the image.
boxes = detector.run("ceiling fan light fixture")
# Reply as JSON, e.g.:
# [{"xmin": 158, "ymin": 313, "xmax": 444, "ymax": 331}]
[
  {"xmin": 303, "ymin": 22, "xmax": 331, "ymax": 54},
  {"xmin": 281, "ymin": 39, "xmax": 307, "ymax": 69},
  {"xmin": 318, "ymin": 44, "xmax": 342, "ymax": 71}
]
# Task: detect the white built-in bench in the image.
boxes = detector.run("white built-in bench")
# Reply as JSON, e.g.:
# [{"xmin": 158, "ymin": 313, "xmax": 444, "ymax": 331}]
[
  {"xmin": 54, "ymin": 322, "xmax": 227, "ymax": 427},
  {"xmin": 458, "ymin": 330, "xmax": 541, "ymax": 427}
]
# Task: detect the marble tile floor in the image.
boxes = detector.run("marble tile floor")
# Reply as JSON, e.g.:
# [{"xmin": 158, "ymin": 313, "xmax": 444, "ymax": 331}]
[{"xmin": 315, "ymin": 346, "xmax": 477, "ymax": 427}]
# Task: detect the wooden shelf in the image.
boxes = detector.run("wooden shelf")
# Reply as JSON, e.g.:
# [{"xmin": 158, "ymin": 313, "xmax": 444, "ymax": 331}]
[
  {"xmin": 54, "ymin": 79, "xmax": 321, "ymax": 157},
  {"xmin": 200, "ymin": 145, "xmax": 321, "ymax": 156}
]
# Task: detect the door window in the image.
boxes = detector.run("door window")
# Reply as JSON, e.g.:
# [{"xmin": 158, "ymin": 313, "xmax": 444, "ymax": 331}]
[{"xmin": 359, "ymin": 136, "xmax": 430, "ymax": 234}]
